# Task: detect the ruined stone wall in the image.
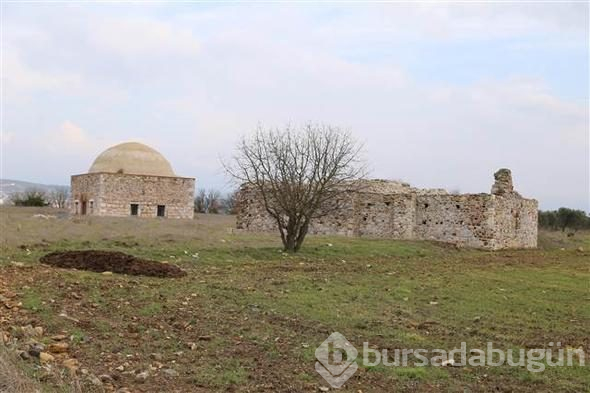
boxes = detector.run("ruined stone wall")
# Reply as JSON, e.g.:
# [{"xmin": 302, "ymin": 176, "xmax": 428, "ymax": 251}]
[
  {"xmin": 235, "ymin": 170, "xmax": 538, "ymax": 250},
  {"xmin": 492, "ymin": 195, "xmax": 538, "ymax": 249},
  {"xmin": 414, "ymin": 194, "xmax": 496, "ymax": 248},
  {"xmin": 235, "ymin": 185, "xmax": 277, "ymax": 231},
  {"xmin": 354, "ymin": 193, "xmax": 416, "ymax": 239},
  {"xmin": 71, "ymin": 173, "xmax": 195, "ymax": 219}
]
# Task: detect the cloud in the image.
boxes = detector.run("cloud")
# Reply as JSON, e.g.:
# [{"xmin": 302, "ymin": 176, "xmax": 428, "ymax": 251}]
[
  {"xmin": 43, "ymin": 121, "xmax": 101, "ymax": 155},
  {"xmin": 88, "ymin": 16, "xmax": 200, "ymax": 57},
  {"xmin": 2, "ymin": 47, "xmax": 128, "ymax": 103},
  {"xmin": 2, "ymin": 132, "xmax": 15, "ymax": 145},
  {"xmin": 1, "ymin": 3, "xmax": 588, "ymax": 209}
]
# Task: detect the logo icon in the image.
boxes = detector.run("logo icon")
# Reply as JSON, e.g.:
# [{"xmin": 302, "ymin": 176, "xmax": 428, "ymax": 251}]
[{"xmin": 315, "ymin": 332, "xmax": 358, "ymax": 388}]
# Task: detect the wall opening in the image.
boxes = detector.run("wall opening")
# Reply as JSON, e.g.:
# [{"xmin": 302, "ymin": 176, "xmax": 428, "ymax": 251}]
[
  {"xmin": 130, "ymin": 204, "xmax": 139, "ymax": 216},
  {"xmin": 81, "ymin": 201, "xmax": 87, "ymax": 215},
  {"xmin": 157, "ymin": 205, "xmax": 166, "ymax": 217},
  {"xmin": 89, "ymin": 200, "xmax": 94, "ymax": 215}
]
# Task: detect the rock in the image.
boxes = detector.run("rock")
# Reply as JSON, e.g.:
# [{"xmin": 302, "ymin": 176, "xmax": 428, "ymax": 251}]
[
  {"xmin": 10, "ymin": 262, "xmax": 25, "ymax": 268},
  {"xmin": 473, "ymin": 316, "xmax": 481, "ymax": 322},
  {"xmin": 20, "ymin": 325, "xmax": 42, "ymax": 338},
  {"xmin": 28, "ymin": 343, "xmax": 45, "ymax": 358},
  {"xmin": 88, "ymin": 375, "xmax": 103, "ymax": 387},
  {"xmin": 319, "ymin": 387, "xmax": 330, "ymax": 392},
  {"xmin": 51, "ymin": 334, "xmax": 68, "ymax": 341},
  {"xmin": 115, "ymin": 365, "xmax": 125, "ymax": 372},
  {"xmin": 102, "ymin": 271, "xmax": 113, "ymax": 275},
  {"xmin": 99, "ymin": 374, "xmax": 114, "ymax": 383},
  {"xmin": 63, "ymin": 358, "xmax": 80, "ymax": 374},
  {"xmin": 48, "ymin": 342, "xmax": 69, "ymax": 354},
  {"xmin": 149, "ymin": 353, "xmax": 163, "ymax": 361},
  {"xmin": 39, "ymin": 352, "xmax": 55, "ymax": 363},
  {"xmin": 577, "ymin": 247, "xmax": 584, "ymax": 252},
  {"xmin": 17, "ymin": 350, "xmax": 30, "ymax": 360},
  {"xmin": 162, "ymin": 368, "xmax": 179, "ymax": 377},
  {"xmin": 1, "ymin": 331, "xmax": 9, "ymax": 344},
  {"xmin": 135, "ymin": 371, "xmax": 149, "ymax": 382}
]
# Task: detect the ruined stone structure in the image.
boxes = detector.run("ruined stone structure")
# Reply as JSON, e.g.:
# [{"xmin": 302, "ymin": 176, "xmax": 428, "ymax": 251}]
[
  {"xmin": 71, "ymin": 142, "xmax": 195, "ymax": 219},
  {"xmin": 236, "ymin": 169, "xmax": 538, "ymax": 249}
]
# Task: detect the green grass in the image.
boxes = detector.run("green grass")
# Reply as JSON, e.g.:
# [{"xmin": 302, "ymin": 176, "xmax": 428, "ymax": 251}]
[{"xmin": 1, "ymin": 207, "xmax": 588, "ymax": 392}]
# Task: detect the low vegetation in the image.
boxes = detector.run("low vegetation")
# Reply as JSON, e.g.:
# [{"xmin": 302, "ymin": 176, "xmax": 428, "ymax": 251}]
[
  {"xmin": 0, "ymin": 207, "xmax": 588, "ymax": 392},
  {"xmin": 538, "ymin": 208, "xmax": 590, "ymax": 233}
]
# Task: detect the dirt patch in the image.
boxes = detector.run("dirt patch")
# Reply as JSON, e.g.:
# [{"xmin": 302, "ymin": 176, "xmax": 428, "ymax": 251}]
[{"xmin": 40, "ymin": 250, "xmax": 186, "ymax": 278}]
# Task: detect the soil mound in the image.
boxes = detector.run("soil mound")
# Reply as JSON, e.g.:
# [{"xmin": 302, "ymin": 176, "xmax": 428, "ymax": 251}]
[{"xmin": 40, "ymin": 250, "xmax": 186, "ymax": 278}]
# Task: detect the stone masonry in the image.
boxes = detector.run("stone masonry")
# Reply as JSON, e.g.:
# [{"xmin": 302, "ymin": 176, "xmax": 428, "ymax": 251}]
[
  {"xmin": 71, "ymin": 173, "xmax": 195, "ymax": 219},
  {"xmin": 236, "ymin": 169, "xmax": 538, "ymax": 250},
  {"xmin": 70, "ymin": 142, "xmax": 195, "ymax": 219}
]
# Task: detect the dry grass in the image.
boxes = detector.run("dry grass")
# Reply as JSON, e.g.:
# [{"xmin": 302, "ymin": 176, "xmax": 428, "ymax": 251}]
[
  {"xmin": 0, "ymin": 206, "xmax": 236, "ymax": 246},
  {"xmin": 0, "ymin": 206, "xmax": 588, "ymax": 392},
  {"xmin": 0, "ymin": 345, "xmax": 40, "ymax": 393}
]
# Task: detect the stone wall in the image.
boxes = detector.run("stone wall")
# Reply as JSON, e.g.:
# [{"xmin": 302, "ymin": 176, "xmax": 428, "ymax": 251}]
[
  {"xmin": 235, "ymin": 170, "xmax": 538, "ymax": 250},
  {"xmin": 414, "ymin": 194, "xmax": 496, "ymax": 248},
  {"xmin": 492, "ymin": 194, "xmax": 538, "ymax": 249},
  {"xmin": 71, "ymin": 173, "xmax": 195, "ymax": 219}
]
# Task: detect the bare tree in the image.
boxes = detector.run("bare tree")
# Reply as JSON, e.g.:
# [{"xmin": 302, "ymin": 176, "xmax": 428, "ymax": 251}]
[
  {"xmin": 223, "ymin": 190, "xmax": 239, "ymax": 215},
  {"xmin": 194, "ymin": 189, "xmax": 207, "ymax": 213},
  {"xmin": 206, "ymin": 189, "xmax": 222, "ymax": 214},
  {"xmin": 226, "ymin": 123, "xmax": 366, "ymax": 252},
  {"xmin": 194, "ymin": 188, "xmax": 222, "ymax": 214},
  {"xmin": 50, "ymin": 186, "xmax": 69, "ymax": 208}
]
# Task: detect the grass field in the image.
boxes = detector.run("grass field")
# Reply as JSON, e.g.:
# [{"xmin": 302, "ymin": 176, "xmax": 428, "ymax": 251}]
[{"xmin": 0, "ymin": 207, "xmax": 588, "ymax": 392}]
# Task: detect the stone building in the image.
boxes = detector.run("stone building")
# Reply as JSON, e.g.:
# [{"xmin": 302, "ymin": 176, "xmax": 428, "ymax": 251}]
[
  {"xmin": 236, "ymin": 169, "xmax": 538, "ymax": 250},
  {"xmin": 71, "ymin": 142, "xmax": 195, "ymax": 219}
]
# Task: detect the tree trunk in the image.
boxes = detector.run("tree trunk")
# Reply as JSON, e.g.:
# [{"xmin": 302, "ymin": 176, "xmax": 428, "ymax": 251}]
[
  {"xmin": 282, "ymin": 217, "xmax": 307, "ymax": 253},
  {"xmin": 294, "ymin": 220, "xmax": 310, "ymax": 252}
]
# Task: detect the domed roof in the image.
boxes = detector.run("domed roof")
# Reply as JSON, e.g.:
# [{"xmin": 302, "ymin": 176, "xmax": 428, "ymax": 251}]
[{"xmin": 89, "ymin": 142, "xmax": 176, "ymax": 177}]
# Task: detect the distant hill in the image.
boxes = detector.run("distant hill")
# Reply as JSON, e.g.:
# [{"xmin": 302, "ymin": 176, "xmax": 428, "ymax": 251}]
[{"xmin": 0, "ymin": 179, "xmax": 69, "ymax": 205}]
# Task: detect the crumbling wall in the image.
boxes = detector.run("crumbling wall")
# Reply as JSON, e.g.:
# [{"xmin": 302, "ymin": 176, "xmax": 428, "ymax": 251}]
[
  {"xmin": 235, "ymin": 170, "xmax": 538, "ymax": 250},
  {"xmin": 489, "ymin": 168, "xmax": 537, "ymax": 249},
  {"xmin": 355, "ymin": 193, "xmax": 416, "ymax": 239},
  {"xmin": 492, "ymin": 195, "xmax": 538, "ymax": 249},
  {"xmin": 414, "ymin": 194, "xmax": 496, "ymax": 248},
  {"xmin": 235, "ymin": 185, "xmax": 276, "ymax": 231},
  {"xmin": 309, "ymin": 194, "xmax": 356, "ymax": 236}
]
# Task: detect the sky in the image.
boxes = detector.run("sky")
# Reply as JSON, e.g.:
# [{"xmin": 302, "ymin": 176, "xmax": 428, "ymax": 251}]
[{"xmin": 1, "ymin": 2, "xmax": 588, "ymax": 211}]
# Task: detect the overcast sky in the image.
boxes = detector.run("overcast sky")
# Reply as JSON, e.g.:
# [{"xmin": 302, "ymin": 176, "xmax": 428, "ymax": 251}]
[{"xmin": 1, "ymin": 2, "xmax": 588, "ymax": 210}]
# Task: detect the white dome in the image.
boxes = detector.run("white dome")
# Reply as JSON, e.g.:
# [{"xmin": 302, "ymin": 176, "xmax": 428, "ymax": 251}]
[{"xmin": 89, "ymin": 142, "xmax": 175, "ymax": 177}]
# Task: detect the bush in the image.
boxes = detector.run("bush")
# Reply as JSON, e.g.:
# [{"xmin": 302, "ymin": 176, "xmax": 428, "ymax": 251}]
[
  {"xmin": 11, "ymin": 189, "xmax": 48, "ymax": 207},
  {"xmin": 539, "ymin": 208, "xmax": 590, "ymax": 232}
]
